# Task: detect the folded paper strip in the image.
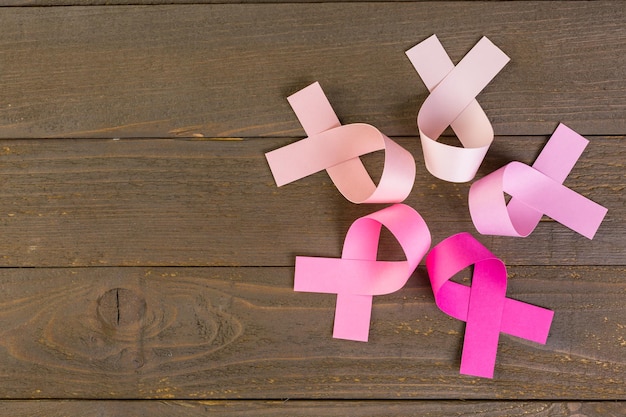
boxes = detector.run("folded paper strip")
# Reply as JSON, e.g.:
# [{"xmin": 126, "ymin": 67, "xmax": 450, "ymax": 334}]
[
  {"xmin": 294, "ymin": 204, "xmax": 431, "ymax": 342},
  {"xmin": 406, "ymin": 35, "xmax": 510, "ymax": 182},
  {"xmin": 426, "ymin": 233, "xmax": 554, "ymax": 378},
  {"xmin": 469, "ymin": 123, "xmax": 608, "ymax": 239},
  {"xmin": 265, "ymin": 82, "xmax": 416, "ymax": 203}
]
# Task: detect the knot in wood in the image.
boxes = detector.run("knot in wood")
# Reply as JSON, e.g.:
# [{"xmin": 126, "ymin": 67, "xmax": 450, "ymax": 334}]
[{"xmin": 97, "ymin": 288, "xmax": 146, "ymax": 328}]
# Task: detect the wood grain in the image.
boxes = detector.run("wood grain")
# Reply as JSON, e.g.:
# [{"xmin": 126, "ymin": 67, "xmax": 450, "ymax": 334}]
[
  {"xmin": 0, "ymin": 136, "xmax": 621, "ymax": 267},
  {"xmin": 1, "ymin": 400, "xmax": 624, "ymax": 417},
  {"xmin": 0, "ymin": 2, "xmax": 624, "ymax": 138},
  {"xmin": 0, "ymin": 266, "xmax": 623, "ymax": 399},
  {"xmin": 3, "ymin": 0, "xmax": 456, "ymax": 5},
  {"xmin": 0, "ymin": 0, "xmax": 624, "ymax": 411}
]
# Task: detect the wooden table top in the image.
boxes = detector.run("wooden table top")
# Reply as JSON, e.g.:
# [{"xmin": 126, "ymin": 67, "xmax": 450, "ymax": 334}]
[{"xmin": 0, "ymin": 1, "xmax": 624, "ymax": 415}]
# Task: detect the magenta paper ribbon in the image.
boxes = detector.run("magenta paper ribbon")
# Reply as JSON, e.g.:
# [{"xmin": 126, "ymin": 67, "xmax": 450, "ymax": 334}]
[
  {"xmin": 469, "ymin": 123, "xmax": 608, "ymax": 239},
  {"xmin": 294, "ymin": 204, "xmax": 431, "ymax": 342},
  {"xmin": 265, "ymin": 82, "xmax": 416, "ymax": 203},
  {"xmin": 406, "ymin": 35, "xmax": 510, "ymax": 182},
  {"xmin": 426, "ymin": 233, "xmax": 554, "ymax": 378}
]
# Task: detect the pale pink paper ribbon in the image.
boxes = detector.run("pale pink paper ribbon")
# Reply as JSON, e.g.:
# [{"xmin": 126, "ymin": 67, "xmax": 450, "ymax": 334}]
[
  {"xmin": 426, "ymin": 232, "xmax": 554, "ymax": 378},
  {"xmin": 265, "ymin": 82, "xmax": 416, "ymax": 203},
  {"xmin": 294, "ymin": 204, "xmax": 431, "ymax": 342},
  {"xmin": 469, "ymin": 123, "xmax": 608, "ymax": 239},
  {"xmin": 406, "ymin": 35, "xmax": 510, "ymax": 182}
]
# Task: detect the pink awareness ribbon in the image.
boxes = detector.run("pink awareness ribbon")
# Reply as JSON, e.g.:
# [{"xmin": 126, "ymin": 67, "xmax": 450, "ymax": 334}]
[
  {"xmin": 426, "ymin": 232, "xmax": 554, "ymax": 378},
  {"xmin": 294, "ymin": 204, "xmax": 431, "ymax": 342},
  {"xmin": 406, "ymin": 35, "xmax": 510, "ymax": 182},
  {"xmin": 265, "ymin": 82, "xmax": 416, "ymax": 203},
  {"xmin": 469, "ymin": 123, "xmax": 608, "ymax": 239}
]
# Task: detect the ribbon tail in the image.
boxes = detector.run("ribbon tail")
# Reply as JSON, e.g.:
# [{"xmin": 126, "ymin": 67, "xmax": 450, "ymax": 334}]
[
  {"xmin": 501, "ymin": 298, "xmax": 554, "ymax": 344},
  {"xmin": 334, "ymin": 294, "xmax": 373, "ymax": 342}
]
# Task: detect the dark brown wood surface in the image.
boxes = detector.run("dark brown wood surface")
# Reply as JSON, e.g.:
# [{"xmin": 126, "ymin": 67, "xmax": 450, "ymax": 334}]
[
  {"xmin": 0, "ymin": 266, "xmax": 624, "ymax": 400},
  {"xmin": 0, "ymin": 400, "xmax": 624, "ymax": 416},
  {"xmin": 0, "ymin": 1, "xmax": 624, "ymax": 416},
  {"xmin": 0, "ymin": 136, "xmax": 622, "ymax": 267},
  {"xmin": 0, "ymin": 3, "xmax": 625, "ymax": 138}
]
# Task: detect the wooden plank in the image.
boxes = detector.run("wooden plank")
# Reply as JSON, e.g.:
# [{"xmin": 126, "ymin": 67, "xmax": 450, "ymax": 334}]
[
  {"xmin": 5, "ymin": 0, "xmax": 243, "ymax": 4},
  {"xmin": 10, "ymin": 0, "xmax": 467, "ymax": 4},
  {"xmin": 0, "ymin": 136, "xmax": 621, "ymax": 267},
  {"xmin": 0, "ymin": 3, "xmax": 624, "ymax": 138},
  {"xmin": 1, "ymin": 400, "xmax": 624, "ymax": 416},
  {"xmin": 0, "ymin": 266, "xmax": 623, "ymax": 399},
  {"xmin": 3, "ymin": 0, "xmax": 501, "ymax": 4}
]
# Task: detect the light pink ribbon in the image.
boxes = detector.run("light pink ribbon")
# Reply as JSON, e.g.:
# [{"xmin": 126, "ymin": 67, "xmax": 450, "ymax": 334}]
[
  {"xmin": 406, "ymin": 35, "xmax": 510, "ymax": 182},
  {"xmin": 426, "ymin": 232, "xmax": 554, "ymax": 378},
  {"xmin": 265, "ymin": 82, "xmax": 416, "ymax": 203},
  {"xmin": 294, "ymin": 204, "xmax": 431, "ymax": 342},
  {"xmin": 469, "ymin": 123, "xmax": 608, "ymax": 239}
]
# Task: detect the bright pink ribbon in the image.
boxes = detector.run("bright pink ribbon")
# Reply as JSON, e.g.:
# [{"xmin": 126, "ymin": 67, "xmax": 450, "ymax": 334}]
[
  {"xmin": 294, "ymin": 204, "xmax": 431, "ymax": 342},
  {"xmin": 406, "ymin": 35, "xmax": 510, "ymax": 182},
  {"xmin": 426, "ymin": 232, "xmax": 554, "ymax": 378},
  {"xmin": 265, "ymin": 82, "xmax": 416, "ymax": 203},
  {"xmin": 469, "ymin": 123, "xmax": 608, "ymax": 239}
]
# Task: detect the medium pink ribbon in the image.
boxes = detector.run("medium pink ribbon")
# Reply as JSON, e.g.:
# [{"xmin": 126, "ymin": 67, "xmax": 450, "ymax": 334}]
[
  {"xmin": 294, "ymin": 204, "xmax": 431, "ymax": 342},
  {"xmin": 469, "ymin": 123, "xmax": 608, "ymax": 239},
  {"xmin": 426, "ymin": 232, "xmax": 554, "ymax": 378},
  {"xmin": 406, "ymin": 35, "xmax": 510, "ymax": 182},
  {"xmin": 265, "ymin": 82, "xmax": 416, "ymax": 203}
]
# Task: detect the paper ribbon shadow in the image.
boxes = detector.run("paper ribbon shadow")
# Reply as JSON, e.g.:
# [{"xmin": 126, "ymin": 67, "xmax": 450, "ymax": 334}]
[
  {"xmin": 469, "ymin": 123, "xmax": 608, "ymax": 239},
  {"xmin": 294, "ymin": 204, "xmax": 431, "ymax": 342},
  {"xmin": 406, "ymin": 35, "xmax": 510, "ymax": 182},
  {"xmin": 265, "ymin": 82, "xmax": 416, "ymax": 203},
  {"xmin": 426, "ymin": 233, "xmax": 554, "ymax": 378}
]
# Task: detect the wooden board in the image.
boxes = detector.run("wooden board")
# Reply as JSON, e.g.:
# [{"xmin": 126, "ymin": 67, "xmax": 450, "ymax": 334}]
[
  {"xmin": 0, "ymin": 2, "xmax": 624, "ymax": 138},
  {"xmin": 1, "ymin": 400, "xmax": 625, "ymax": 417},
  {"xmin": 0, "ymin": 266, "xmax": 623, "ymax": 399},
  {"xmin": 0, "ymin": 136, "xmax": 621, "ymax": 267},
  {"xmin": 0, "ymin": 0, "xmax": 624, "ymax": 413}
]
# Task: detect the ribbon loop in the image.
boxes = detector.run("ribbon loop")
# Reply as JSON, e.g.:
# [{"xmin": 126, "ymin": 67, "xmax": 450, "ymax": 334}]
[
  {"xmin": 426, "ymin": 233, "xmax": 554, "ymax": 378},
  {"xmin": 469, "ymin": 123, "xmax": 608, "ymax": 239},
  {"xmin": 406, "ymin": 35, "xmax": 510, "ymax": 182},
  {"xmin": 265, "ymin": 82, "xmax": 416, "ymax": 203},
  {"xmin": 294, "ymin": 204, "xmax": 431, "ymax": 342}
]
